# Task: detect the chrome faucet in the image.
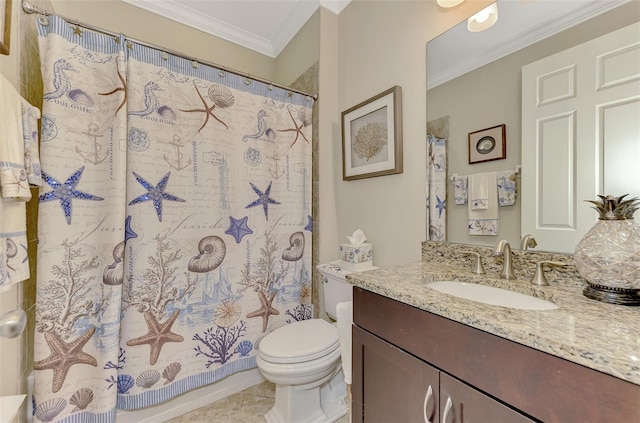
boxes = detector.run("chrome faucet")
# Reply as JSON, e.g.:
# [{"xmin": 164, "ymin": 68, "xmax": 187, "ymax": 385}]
[
  {"xmin": 520, "ymin": 234, "xmax": 538, "ymax": 251},
  {"xmin": 493, "ymin": 240, "xmax": 517, "ymax": 280}
]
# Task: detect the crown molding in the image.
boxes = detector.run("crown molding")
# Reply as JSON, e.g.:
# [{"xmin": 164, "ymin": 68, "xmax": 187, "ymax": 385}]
[
  {"xmin": 320, "ymin": 0, "xmax": 352, "ymax": 15},
  {"xmin": 123, "ymin": 0, "xmax": 351, "ymax": 58},
  {"xmin": 427, "ymin": 0, "xmax": 629, "ymax": 90}
]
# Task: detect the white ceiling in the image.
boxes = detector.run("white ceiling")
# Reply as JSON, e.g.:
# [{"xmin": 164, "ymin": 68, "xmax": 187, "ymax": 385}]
[{"xmin": 122, "ymin": 0, "xmax": 352, "ymax": 58}]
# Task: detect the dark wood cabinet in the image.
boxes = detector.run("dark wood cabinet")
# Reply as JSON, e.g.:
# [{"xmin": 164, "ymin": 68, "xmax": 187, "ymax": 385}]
[
  {"xmin": 353, "ymin": 325, "xmax": 532, "ymax": 423},
  {"xmin": 352, "ymin": 287, "xmax": 640, "ymax": 423}
]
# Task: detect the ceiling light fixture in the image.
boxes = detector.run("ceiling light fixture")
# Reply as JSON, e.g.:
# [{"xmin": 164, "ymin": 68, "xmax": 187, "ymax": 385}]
[
  {"xmin": 437, "ymin": 0, "xmax": 464, "ymax": 8},
  {"xmin": 467, "ymin": 3, "xmax": 498, "ymax": 32}
]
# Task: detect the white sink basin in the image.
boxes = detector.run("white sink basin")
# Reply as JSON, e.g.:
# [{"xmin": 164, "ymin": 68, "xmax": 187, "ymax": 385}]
[{"xmin": 427, "ymin": 281, "xmax": 559, "ymax": 311}]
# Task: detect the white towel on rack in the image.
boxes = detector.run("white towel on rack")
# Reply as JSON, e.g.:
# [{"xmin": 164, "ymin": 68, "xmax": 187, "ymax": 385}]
[
  {"xmin": 469, "ymin": 172, "xmax": 489, "ymax": 210},
  {"xmin": 0, "ymin": 75, "xmax": 33, "ymax": 289},
  {"xmin": 468, "ymin": 172, "xmax": 499, "ymax": 235}
]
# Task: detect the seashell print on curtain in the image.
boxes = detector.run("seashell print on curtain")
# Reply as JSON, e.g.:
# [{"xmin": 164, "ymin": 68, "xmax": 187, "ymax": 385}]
[{"xmin": 34, "ymin": 15, "xmax": 313, "ymax": 422}]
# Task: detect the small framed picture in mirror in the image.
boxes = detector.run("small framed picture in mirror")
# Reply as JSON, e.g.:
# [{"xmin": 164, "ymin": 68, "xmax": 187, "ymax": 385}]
[{"xmin": 468, "ymin": 124, "xmax": 506, "ymax": 164}]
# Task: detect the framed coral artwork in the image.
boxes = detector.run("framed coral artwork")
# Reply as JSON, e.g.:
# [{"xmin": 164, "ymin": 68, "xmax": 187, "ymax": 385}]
[
  {"xmin": 341, "ymin": 86, "xmax": 403, "ymax": 180},
  {"xmin": 0, "ymin": 0, "xmax": 10, "ymax": 55}
]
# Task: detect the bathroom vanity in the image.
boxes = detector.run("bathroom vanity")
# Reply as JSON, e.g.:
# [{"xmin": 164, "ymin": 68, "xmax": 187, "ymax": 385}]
[{"xmin": 348, "ymin": 242, "xmax": 640, "ymax": 423}]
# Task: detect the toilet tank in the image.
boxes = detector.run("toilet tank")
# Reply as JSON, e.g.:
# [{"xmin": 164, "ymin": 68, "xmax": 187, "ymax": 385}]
[{"xmin": 317, "ymin": 261, "xmax": 355, "ymax": 320}]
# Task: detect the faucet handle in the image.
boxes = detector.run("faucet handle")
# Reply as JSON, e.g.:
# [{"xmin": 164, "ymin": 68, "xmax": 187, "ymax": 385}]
[
  {"xmin": 531, "ymin": 261, "xmax": 568, "ymax": 286},
  {"xmin": 520, "ymin": 234, "xmax": 538, "ymax": 250},
  {"xmin": 460, "ymin": 251, "xmax": 485, "ymax": 275}
]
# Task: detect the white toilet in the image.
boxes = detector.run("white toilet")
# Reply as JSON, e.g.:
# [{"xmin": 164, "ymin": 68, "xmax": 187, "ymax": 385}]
[{"xmin": 257, "ymin": 262, "xmax": 353, "ymax": 423}]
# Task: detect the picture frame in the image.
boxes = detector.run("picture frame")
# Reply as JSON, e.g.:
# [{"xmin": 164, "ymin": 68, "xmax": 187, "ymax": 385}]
[
  {"xmin": 468, "ymin": 124, "xmax": 506, "ymax": 164},
  {"xmin": 342, "ymin": 85, "xmax": 403, "ymax": 180},
  {"xmin": 0, "ymin": 0, "xmax": 11, "ymax": 55}
]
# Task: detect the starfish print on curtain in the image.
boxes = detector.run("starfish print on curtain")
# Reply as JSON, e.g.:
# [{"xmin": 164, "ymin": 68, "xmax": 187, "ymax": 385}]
[
  {"xmin": 225, "ymin": 216, "xmax": 254, "ymax": 243},
  {"xmin": 245, "ymin": 181, "xmax": 280, "ymax": 220},
  {"xmin": 98, "ymin": 63, "xmax": 127, "ymax": 115},
  {"xmin": 278, "ymin": 107, "xmax": 311, "ymax": 148},
  {"xmin": 128, "ymin": 172, "xmax": 186, "ymax": 222},
  {"xmin": 246, "ymin": 291, "xmax": 280, "ymax": 332},
  {"xmin": 124, "ymin": 215, "xmax": 138, "ymax": 244},
  {"xmin": 34, "ymin": 327, "xmax": 98, "ymax": 393},
  {"xmin": 179, "ymin": 81, "xmax": 235, "ymax": 132},
  {"xmin": 39, "ymin": 166, "xmax": 104, "ymax": 224},
  {"xmin": 126, "ymin": 310, "xmax": 184, "ymax": 365}
]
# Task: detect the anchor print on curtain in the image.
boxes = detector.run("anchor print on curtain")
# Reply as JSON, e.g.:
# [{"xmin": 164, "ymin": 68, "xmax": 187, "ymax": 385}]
[{"xmin": 34, "ymin": 15, "xmax": 313, "ymax": 422}]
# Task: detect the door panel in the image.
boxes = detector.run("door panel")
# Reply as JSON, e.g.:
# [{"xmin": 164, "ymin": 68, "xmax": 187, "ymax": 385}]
[{"xmin": 522, "ymin": 22, "xmax": 640, "ymax": 253}]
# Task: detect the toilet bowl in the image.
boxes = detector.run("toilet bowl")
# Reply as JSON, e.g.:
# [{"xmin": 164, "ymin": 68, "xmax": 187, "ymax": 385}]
[
  {"xmin": 257, "ymin": 319, "xmax": 347, "ymax": 423},
  {"xmin": 256, "ymin": 261, "xmax": 354, "ymax": 423}
]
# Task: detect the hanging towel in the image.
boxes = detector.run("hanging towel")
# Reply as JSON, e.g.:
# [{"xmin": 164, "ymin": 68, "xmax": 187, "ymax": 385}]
[
  {"xmin": 468, "ymin": 172, "xmax": 499, "ymax": 235},
  {"xmin": 0, "ymin": 75, "xmax": 33, "ymax": 289},
  {"xmin": 453, "ymin": 175, "xmax": 468, "ymax": 205},
  {"xmin": 336, "ymin": 301, "xmax": 353, "ymax": 385},
  {"xmin": 0, "ymin": 75, "xmax": 31, "ymax": 201},
  {"xmin": 21, "ymin": 99, "xmax": 42, "ymax": 187},
  {"xmin": 469, "ymin": 172, "xmax": 489, "ymax": 210},
  {"xmin": 497, "ymin": 169, "xmax": 517, "ymax": 206}
]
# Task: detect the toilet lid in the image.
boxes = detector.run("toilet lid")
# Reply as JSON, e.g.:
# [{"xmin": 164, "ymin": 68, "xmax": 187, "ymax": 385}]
[{"xmin": 260, "ymin": 319, "xmax": 339, "ymax": 363}]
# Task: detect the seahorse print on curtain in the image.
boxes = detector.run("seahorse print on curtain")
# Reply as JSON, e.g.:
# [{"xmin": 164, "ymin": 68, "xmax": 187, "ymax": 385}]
[{"xmin": 34, "ymin": 15, "xmax": 313, "ymax": 422}]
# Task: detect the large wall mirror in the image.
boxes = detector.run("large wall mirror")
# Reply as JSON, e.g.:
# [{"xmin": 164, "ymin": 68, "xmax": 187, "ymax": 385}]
[{"xmin": 427, "ymin": 0, "xmax": 640, "ymax": 253}]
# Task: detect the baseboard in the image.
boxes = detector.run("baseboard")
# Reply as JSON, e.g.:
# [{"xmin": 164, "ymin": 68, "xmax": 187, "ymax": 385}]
[{"xmin": 116, "ymin": 368, "xmax": 266, "ymax": 423}]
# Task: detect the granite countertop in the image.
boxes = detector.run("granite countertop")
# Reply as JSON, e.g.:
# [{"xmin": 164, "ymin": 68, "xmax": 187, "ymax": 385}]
[{"xmin": 346, "ymin": 242, "xmax": 640, "ymax": 387}]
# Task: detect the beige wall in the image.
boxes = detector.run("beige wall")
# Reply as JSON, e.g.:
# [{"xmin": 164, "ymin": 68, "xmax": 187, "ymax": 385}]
[
  {"xmin": 330, "ymin": 0, "xmax": 491, "ymax": 267},
  {"xmin": 428, "ymin": 2, "xmax": 640, "ymax": 250},
  {"xmin": 317, "ymin": 8, "xmax": 340, "ymax": 266},
  {"xmin": 275, "ymin": 9, "xmax": 320, "ymax": 86}
]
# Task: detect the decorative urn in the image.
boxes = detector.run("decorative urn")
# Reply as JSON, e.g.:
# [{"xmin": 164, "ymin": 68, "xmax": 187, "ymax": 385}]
[{"xmin": 574, "ymin": 195, "xmax": 640, "ymax": 305}]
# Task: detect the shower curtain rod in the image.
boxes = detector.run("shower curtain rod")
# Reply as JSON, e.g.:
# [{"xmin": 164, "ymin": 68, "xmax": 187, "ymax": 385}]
[{"xmin": 21, "ymin": 0, "xmax": 318, "ymax": 100}]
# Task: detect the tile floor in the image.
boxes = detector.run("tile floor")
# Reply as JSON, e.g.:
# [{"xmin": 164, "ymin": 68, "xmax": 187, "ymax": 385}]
[{"xmin": 166, "ymin": 381, "xmax": 350, "ymax": 423}]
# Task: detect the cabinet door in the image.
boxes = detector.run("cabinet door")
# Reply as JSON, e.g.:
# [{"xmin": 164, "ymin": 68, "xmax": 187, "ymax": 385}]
[
  {"xmin": 353, "ymin": 326, "xmax": 439, "ymax": 423},
  {"xmin": 439, "ymin": 373, "xmax": 534, "ymax": 423}
]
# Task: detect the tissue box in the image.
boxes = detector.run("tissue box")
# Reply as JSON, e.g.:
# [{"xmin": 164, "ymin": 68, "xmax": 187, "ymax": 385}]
[{"xmin": 339, "ymin": 243, "xmax": 373, "ymax": 271}]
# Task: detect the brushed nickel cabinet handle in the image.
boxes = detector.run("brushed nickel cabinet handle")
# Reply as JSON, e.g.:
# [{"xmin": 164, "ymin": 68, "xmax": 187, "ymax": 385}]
[
  {"xmin": 442, "ymin": 396, "xmax": 453, "ymax": 423},
  {"xmin": 423, "ymin": 384, "xmax": 434, "ymax": 423}
]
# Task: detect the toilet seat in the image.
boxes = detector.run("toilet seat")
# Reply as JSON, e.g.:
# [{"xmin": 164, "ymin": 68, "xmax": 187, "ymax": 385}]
[{"xmin": 259, "ymin": 319, "xmax": 340, "ymax": 364}]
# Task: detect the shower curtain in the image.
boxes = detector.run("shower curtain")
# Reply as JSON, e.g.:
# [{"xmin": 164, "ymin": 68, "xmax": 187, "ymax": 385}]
[
  {"xmin": 426, "ymin": 134, "xmax": 447, "ymax": 241},
  {"xmin": 33, "ymin": 16, "xmax": 313, "ymax": 423}
]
